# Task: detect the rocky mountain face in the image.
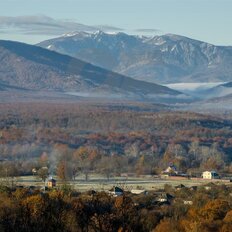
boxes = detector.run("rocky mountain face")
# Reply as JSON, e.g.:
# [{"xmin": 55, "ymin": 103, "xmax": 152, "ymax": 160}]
[
  {"xmin": 0, "ymin": 40, "xmax": 180, "ymax": 100},
  {"xmin": 38, "ymin": 31, "xmax": 232, "ymax": 84}
]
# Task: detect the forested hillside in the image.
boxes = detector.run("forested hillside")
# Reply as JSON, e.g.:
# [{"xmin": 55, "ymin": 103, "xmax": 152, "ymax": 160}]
[
  {"xmin": 0, "ymin": 184, "xmax": 232, "ymax": 232},
  {"xmin": 1, "ymin": 102, "xmax": 232, "ymax": 178}
]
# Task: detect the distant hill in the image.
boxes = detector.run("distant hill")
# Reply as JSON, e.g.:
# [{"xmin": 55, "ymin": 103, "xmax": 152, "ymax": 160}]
[
  {"xmin": 38, "ymin": 31, "xmax": 232, "ymax": 84},
  {"xmin": 199, "ymin": 82, "xmax": 232, "ymax": 99},
  {"xmin": 183, "ymin": 84, "xmax": 232, "ymax": 112},
  {"xmin": 0, "ymin": 40, "xmax": 180, "ymax": 100}
]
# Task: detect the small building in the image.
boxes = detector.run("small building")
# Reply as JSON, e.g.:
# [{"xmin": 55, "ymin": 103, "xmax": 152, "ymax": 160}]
[
  {"xmin": 108, "ymin": 186, "xmax": 124, "ymax": 197},
  {"xmin": 154, "ymin": 192, "xmax": 174, "ymax": 205},
  {"xmin": 47, "ymin": 178, "xmax": 56, "ymax": 188},
  {"xmin": 131, "ymin": 189, "xmax": 148, "ymax": 195},
  {"xmin": 162, "ymin": 164, "xmax": 178, "ymax": 176},
  {"xmin": 202, "ymin": 171, "xmax": 220, "ymax": 180},
  {"xmin": 175, "ymin": 184, "xmax": 186, "ymax": 191}
]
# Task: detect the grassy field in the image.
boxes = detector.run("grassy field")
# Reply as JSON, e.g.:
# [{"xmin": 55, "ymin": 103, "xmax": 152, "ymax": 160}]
[{"xmin": 15, "ymin": 175, "xmax": 232, "ymax": 192}]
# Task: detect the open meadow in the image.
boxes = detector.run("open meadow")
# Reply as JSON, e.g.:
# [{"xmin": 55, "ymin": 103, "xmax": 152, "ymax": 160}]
[{"xmin": 15, "ymin": 174, "xmax": 232, "ymax": 192}]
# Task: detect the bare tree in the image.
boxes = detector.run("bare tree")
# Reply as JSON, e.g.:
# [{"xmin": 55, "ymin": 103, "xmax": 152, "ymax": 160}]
[
  {"xmin": 37, "ymin": 167, "xmax": 49, "ymax": 189},
  {"xmin": 97, "ymin": 156, "xmax": 114, "ymax": 181},
  {"xmin": 0, "ymin": 162, "xmax": 19, "ymax": 188}
]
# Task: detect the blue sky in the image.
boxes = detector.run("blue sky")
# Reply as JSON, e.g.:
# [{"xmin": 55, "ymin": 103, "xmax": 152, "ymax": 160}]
[{"xmin": 0, "ymin": 0, "xmax": 231, "ymax": 45}]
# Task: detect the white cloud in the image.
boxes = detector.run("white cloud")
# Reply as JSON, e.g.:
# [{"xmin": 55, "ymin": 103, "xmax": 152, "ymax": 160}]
[
  {"xmin": 135, "ymin": 28, "xmax": 162, "ymax": 34},
  {"xmin": 0, "ymin": 15, "xmax": 123, "ymax": 36}
]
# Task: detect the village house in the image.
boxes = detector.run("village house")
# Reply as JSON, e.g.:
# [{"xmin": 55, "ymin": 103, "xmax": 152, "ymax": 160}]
[
  {"xmin": 47, "ymin": 178, "xmax": 56, "ymax": 188},
  {"xmin": 153, "ymin": 192, "xmax": 174, "ymax": 205},
  {"xmin": 163, "ymin": 164, "xmax": 178, "ymax": 175},
  {"xmin": 202, "ymin": 171, "xmax": 220, "ymax": 179},
  {"xmin": 108, "ymin": 186, "xmax": 124, "ymax": 197},
  {"xmin": 131, "ymin": 189, "xmax": 148, "ymax": 195}
]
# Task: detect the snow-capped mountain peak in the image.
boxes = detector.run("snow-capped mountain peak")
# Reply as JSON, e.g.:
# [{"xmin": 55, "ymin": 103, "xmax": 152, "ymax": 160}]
[{"xmin": 38, "ymin": 31, "xmax": 232, "ymax": 84}]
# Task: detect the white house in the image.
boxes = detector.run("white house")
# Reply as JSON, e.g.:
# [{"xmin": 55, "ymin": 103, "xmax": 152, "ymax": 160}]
[
  {"xmin": 202, "ymin": 171, "xmax": 220, "ymax": 179},
  {"xmin": 131, "ymin": 189, "xmax": 148, "ymax": 195}
]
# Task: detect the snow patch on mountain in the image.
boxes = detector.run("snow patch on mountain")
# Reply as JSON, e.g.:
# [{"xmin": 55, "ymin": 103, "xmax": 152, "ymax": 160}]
[{"xmin": 38, "ymin": 32, "xmax": 232, "ymax": 85}]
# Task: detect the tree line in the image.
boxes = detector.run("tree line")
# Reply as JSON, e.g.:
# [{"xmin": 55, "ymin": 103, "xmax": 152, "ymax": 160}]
[
  {"xmin": 0, "ymin": 183, "xmax": 232, "ymax": 231},
  {"xmin": 1, "ymin": 102, "xmax": 232, "ymax": 178}
]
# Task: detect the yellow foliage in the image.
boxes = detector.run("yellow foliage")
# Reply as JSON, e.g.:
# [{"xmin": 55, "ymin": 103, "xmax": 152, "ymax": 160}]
[
  {"xmin": 22, "ymin": 195, "xmax": 46, "ymax": 218},
  {"xmin": 223, "ymin": 210, "xmax": 232, "ymax": 223}
]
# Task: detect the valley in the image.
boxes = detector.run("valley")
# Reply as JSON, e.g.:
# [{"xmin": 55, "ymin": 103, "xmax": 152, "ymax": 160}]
[{"xmin": 0, "ymin": 13, "xmax": 232, "ymax": 232}]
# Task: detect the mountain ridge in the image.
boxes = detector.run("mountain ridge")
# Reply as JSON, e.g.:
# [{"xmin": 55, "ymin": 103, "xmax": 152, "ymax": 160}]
[
  {"xmin": 0, "ymin": 39, "xmax": 180, "ymax": 100},
  {"xmin": 38, "ymin": 31, "xmax": 232, "ymax": 84}
]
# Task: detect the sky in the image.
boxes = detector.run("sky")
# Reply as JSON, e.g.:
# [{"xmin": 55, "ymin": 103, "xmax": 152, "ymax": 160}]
[{"xmin": 0, "ymin": 0, "xmax": 231, "ymax": 45}]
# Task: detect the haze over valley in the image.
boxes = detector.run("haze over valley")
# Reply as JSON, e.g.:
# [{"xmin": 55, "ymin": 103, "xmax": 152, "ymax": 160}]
[
  {"xmin": 1, "ymin": 1, "xmax": 232, "ymax": 231},
  {"xmin": 1, "ymin": 30, "xmax": 232, "ymax": 109}
]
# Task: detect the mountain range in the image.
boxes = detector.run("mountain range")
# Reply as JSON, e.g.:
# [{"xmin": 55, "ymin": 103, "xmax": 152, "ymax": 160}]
[
  {"xmin": 1, "ymin": 31, "xmax": 232, "ymax": 104},
  {"xmin": 38, "ymin": 31, "xmax": 232, "ymax": 84},
  {"xmin": 0, "ymin": 40, "xmax": 180, "ymax": 101}
]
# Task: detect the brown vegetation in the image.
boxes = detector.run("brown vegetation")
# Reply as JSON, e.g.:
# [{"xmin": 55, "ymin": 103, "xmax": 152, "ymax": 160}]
[
  {"xmin": 0, "ymin": 183, "xmax": 231, "ymax": 231},
  {"xmin": 0, "ymin": 102, "xmax": 232, "ymax": 179}
]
